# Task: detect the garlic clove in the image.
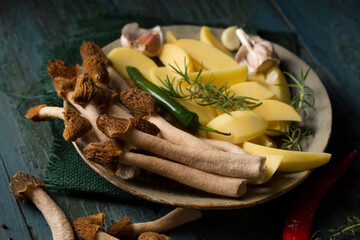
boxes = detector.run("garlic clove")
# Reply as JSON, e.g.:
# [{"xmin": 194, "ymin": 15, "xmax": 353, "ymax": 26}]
[{"xmin": 120, "ymin": 22, "xmax": 163, "ymax": 57}]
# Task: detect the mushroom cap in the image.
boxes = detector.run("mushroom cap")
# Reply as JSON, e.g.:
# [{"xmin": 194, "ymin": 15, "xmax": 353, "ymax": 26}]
[
  {"xmin": 138, "ymin": 232, "xmax": 171, "ymax": 240},
  {"xmin": 80, "ymin": 41, "xmax": 112, "ymax": 66},
  {"xmin": 47, "ymin": 59, "xmax": 79, "ymax": 80},
  {"xmin": 97, "ymin": 114, "xmax": 133, "ymax": 138},
  {"xmin": 72, "ymin": 73, "xmax": 118, "ymax": 113},
  {"xmin": 25, "ymin": 104, "xmax": 48, "ymax": 121},
  {"xmin": 73, "ymin": 213, "xmax": 105, "ymax": 240},
  {"xmin": 9, "ymin": 172, "xmax": 45, "ymax": 203},
  {"xmin": 120, "ymin": 88, "xmax": 155, "ymax": 119},
  {"xmin": 107, "ymin": 217, "xmax": 135, "ymax": 240},
  {"xmin": 82, "ymin": 55, "xmax": 110, "ymax": 86},
  {"xmin": 62, "ymin": 108, "xmax": 92, "ymax": 141},
  {"xmin": 83, "ymin": 141, "xmax": 124, "ymax": 173},
  {"xmin": 96, "ymin": 114, "xmax": 160, "ymax": 139},
  {"xmin": 131, "ymin": 117, "xmax": 160, "ymax": 136},
  {"xmin": 52, "ymin": 76, "xmax": 76, "ymax": 100}
]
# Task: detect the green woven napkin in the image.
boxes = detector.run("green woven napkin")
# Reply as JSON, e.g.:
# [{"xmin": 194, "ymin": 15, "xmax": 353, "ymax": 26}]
[{"xmin": 42, "ymin": 14, "xmax": 297, "ymax": 202}]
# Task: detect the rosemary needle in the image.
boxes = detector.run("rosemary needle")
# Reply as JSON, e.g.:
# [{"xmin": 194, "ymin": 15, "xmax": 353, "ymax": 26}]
[{"xmin": 159, "ymin": 62, "xmax": 262, "ymax": 114}]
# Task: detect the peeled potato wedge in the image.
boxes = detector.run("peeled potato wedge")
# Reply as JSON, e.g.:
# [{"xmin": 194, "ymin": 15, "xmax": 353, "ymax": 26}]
[
  {"xmin": 200, "ymin": 26, "xmax": 232, "ymax": 57},
  {"xmin": 107, "ymin": 48, "xmax": 157, "ymax": 80},
  {"xmin": 243, "ymin": 142, "xmax": 332, "ymax": 172},
  {"xmin": 230, "ymin": 81, "xmax": 275, "ymax": 100},
  {"xmin": 187, "ymin": 65, "xmax": 248, "ymax": 88},
  {"xmin": 158, "ymin": 43, "xmax": 195, "ymax": 73},
  {"xmin": 165, "ymin": 30, "xmax": 179, "ymax": 43},
  {"xmin": 248, "ymin": 155, "xmax": 283, "ymax": 185},
  {"xmin": 251, "ymin": 99, "xmax": 301, "ymax": 122},
  {"xmin": 249, "ymin": 134, "xmax": 277, "ymax": 148},
  {"xmin": 175, "ymin": 39, "xmax": 238, "ymax": 70},
  {"xmin": 206, "ymin": 111, "xmax": 268, "ymax": 144}
]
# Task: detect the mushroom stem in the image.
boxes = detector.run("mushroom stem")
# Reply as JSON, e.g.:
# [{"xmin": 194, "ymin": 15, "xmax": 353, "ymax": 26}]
[
  {"xmin": 200, "ymin": 137, "xmax": 250, "ymax": 155},
  {"xmin": 9, "ymin": 172, "xmax": 75, "ymax": 240},
  {"xmin": 120, "ymin": 151, "xmax": 248, "ymax": 197},
  {"xmin": 132, "ymin": 208, "xmax": 202, "ymax": 234},
  {"xmin": 108, "ymin": 208, "xmax": 201, "ymax": 239},
  {"xmin": 95, "ymin": 231, "xmax": 120, "ymax": 240},
  {"xmin": 84, "ymin": 141, "xmax": 248, "ymax": 197},
  {"xmin": 26, "ymin": 104, "xmax": 92, "ymax": 142},
  {"xmin": 28, "ymin": 187, "xmax": 75, "ymax": 240},
  {"xmin": 97, "ymin": 115, "xmax": 266, "ymax": 179}
]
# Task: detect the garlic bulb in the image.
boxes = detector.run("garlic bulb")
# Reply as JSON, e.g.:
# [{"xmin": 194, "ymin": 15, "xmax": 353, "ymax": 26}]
[{"xmin": 235, "ymin": 28, "xmax": 279, "ymax": 74}]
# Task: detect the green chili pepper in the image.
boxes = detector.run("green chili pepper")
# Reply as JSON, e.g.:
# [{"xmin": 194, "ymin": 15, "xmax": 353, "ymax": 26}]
[{"xmin": 126, "ymin": 66, "xmax": 230, "ymax": 135}]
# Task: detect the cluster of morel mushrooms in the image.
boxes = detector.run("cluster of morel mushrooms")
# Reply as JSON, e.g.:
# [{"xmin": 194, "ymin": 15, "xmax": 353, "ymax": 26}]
[
  {"xmin": 26, "ymin": 40, "xmax": 267, "ymax": 198},
  {"xmin": 12, "ymin": 38, "xmax": 269, "ymax": 240}
]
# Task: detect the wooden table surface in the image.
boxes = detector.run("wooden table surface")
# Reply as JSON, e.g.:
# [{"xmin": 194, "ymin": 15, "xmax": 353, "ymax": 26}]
[{"xmin": 1, "ymin": 0, "xmax": 359, "ymax": 239}]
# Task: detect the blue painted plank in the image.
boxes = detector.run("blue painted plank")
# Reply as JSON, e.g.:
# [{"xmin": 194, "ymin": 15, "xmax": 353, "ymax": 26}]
[
  {"xmin": 2, "ymin": 0, "xmax": 359, "ymax": 239},
  {"xmin": 0, "ymin": 154, "xmax": 33, "ymax": 240}
]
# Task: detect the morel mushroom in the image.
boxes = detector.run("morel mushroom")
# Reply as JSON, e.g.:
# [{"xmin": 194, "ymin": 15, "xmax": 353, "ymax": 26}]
[
  {"xmin": 235, "ymin": 28, "xmax": 280, "ymax": 74},
  {"xmin": 47, "ymin": 59, "xmax": 79, "ymax": 81},
  {"xmin": 9, "ymin": 172, "xmax": 75, "ymax": 240},
  {"xmin": 73, "ymin": 213, "xmax": 119, "ymax": 240},
  {"xmin": 120, "ymin": 22, "xmax": 163, "ymax": 57},
  {"xmin": 82, "ymin": 55, "xmax": 110, "ymax": 87},
  {"xmin": 80, "ymin": 41, "xmax": 133, "ymax": 91},
  {"xmin": 107, "ymin": 208, "xmax": 201, "ymax": 240},
  {"xmin": 84, "ymin": 141, "xmax": 248, "ymax": 197},
  {"xmin": 26, "ymin": 104, "xmax": 92, "ymax": 141},
  {"xmin": 97, "ymin": 114, "xmax": 266, "ymax": 180}
]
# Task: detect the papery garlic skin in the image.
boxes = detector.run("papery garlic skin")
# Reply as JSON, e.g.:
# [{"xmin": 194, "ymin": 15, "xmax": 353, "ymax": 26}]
[{"xmin": 120, "ymin": 22, "xmax": 163, "ymax": 57}]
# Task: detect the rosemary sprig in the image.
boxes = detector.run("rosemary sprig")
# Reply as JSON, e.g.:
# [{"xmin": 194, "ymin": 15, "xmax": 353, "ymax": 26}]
[
  {"xmin": 269, "ymin": 67, "xmax": 314, "ymax": 151},
  {"xmin": 159, "ymin": 62, "xmax": 262, "ymax": 114},
  {"xmin": 277, "ymin": 67, "xmax": 315, "ymax": 114},
  {"xmin": 268, "ymin": 124, "xmax": 310, "ymax": 151},
  {"xmin": 311, "ymin": 216, "xmax": 360, "ymax": 240}
]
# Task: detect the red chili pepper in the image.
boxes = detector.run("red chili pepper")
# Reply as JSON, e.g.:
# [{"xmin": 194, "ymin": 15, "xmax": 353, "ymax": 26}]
[{"xmin": 282, "ymin": 149, "xmax": 358, "ymax": 240}]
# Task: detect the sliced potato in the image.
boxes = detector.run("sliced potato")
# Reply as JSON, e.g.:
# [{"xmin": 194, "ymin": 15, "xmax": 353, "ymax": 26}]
[
  {"xmin": 165, "ymin": 30, "xmax": 178, "ymax": 43},
  {"xmin": 187, "ymin": 65, "xmax": 248, "ymax": 88},
  {"xmin": 107, "ymin": 48, "xmax": 157, "ymax": 80},
  {"xmin": 206, "ymin": 111, "xmax": 268, "ymax": 144},
  {"xmin": 175, "ymin": 39, "xmax": 238, "ymax": 70},
  {"xmin": 230, "ymin": 81, "xmax": 275, "ymax": 100},
  {"xmin": 158, "ymin": 43, "xmax": 195, "ymax": 73},
  {"xmin": 251, "ymin": 99, "xmax": 301, "ymax": 122},
  {"xmin": 200, "ymin": 26, "xmax": 232, "ymax": 56},
  {"xmin": 243, "ymin": 142, "xmax": 332, "ymax": 172}
]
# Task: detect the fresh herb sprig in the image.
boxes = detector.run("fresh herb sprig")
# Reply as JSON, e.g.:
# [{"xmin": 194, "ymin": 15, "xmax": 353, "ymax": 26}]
[
  {"xmin": 278, "ymin": 67, "xmax": 315, "ymax": 114},
  {"xmin": 269, "ymin": 67, "xmax": 314, "ymax": 151},
  {"xmin": 268, "ymin": 124, "xmax": 310, "ymax": 151},
  {"xmin": 311, "ymin": 216, "xmax": 360, "ymax": 240},
  {"xmin": 159, "ymin": 62, "xmax": 262, "ymax": 114}
]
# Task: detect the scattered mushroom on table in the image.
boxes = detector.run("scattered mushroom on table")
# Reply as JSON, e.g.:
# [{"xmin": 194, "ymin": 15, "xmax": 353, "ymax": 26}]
[
  {"xmin": 9, "ymin": 172, "xmax": 75, "ymax": 240},
  {"xmin": 73, "ymin": 213, "xmax": 120, "ymax": 240},
  {"xmin": 107, "ymin": 207, "xmax": 201, "ymax": 240}
]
